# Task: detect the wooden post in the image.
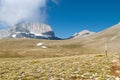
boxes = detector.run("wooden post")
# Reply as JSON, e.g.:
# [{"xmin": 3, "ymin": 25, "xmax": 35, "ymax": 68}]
[
  {"xmin": 105, "ymin": 43, "xmax": 108, "ymax": 57},
  {"xmin": 119, "ymin": 56, "xmax": 120, "ymax": 63}
]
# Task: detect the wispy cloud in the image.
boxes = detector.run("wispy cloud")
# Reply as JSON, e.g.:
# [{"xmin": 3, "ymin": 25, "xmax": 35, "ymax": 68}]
[{"xmin": 0, "ymin": 0, "xmax": 58, "ymax": 26}]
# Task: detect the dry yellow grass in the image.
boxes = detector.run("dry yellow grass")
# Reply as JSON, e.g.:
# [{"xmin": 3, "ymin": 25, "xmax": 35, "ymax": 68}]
[
  {"xmin": 0, "ymin": 38, "xmax": 101, "ymax": 58},
  {"xmin": 0, "ymin": 54, "xmax": 118, "ymax": 80}
]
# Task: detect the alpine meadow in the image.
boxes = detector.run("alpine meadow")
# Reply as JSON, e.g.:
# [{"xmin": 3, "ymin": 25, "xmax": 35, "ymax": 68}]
[{"xmin": 0, "ymin": 0, "xmax": 120, "ymax": 80}]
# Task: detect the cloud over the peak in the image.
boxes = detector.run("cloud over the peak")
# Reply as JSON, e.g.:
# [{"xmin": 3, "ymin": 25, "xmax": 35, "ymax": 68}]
[{"xmin": 0, "ymin": 0, "xmax": 58, "ymax": 26}]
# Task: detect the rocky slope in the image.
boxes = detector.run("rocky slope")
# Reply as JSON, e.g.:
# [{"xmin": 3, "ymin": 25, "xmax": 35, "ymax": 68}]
[
  {"xmin": 69, "ymin": 30, "xmax": 95, "ymax": 39},
  {"xmin": 0, "ymin": 22, "xmax": 59, "ymax": 40}
]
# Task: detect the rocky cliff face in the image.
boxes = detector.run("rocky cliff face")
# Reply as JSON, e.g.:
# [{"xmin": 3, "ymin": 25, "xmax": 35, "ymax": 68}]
[{"xmin": 0, "ymin": 22, "xmax": 56, "ymax": 39}]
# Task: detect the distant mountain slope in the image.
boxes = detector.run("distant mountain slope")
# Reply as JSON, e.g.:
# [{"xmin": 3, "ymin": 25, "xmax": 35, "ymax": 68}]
[
  {"xmin": 93, "ymin": 23, "xmax": 120, "ymax": 39},
  {"xmin": 0, "ymin": 22, "xmax": 60, "ymax": 40},
  {"xmin": 82, "ymin": 23, "xmax": 120, "ymax": 54},
  {"xmin": 69, "ymin": 30, "xmax": 95, "ymax": 39}
]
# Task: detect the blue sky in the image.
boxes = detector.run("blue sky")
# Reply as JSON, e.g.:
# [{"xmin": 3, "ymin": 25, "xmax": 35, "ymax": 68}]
[{"xmin": 47, "ymin": 0, "xmax": 120, "ymax": 38}]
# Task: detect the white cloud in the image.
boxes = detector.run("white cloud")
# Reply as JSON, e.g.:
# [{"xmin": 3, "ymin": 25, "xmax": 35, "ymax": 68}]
[{"xmin": 0, "ymin": 0, "xmax": 58, "ymax": 26}]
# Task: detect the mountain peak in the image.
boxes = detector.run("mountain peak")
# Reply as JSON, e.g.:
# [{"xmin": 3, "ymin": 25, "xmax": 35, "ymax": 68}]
[
  {"xmin": 70, "ymin": 30, "xmax": 95, "ymax": 39},
  {"xmin": 0, "ymin": 22, "xmax": 57, "ymax": 39},
  {"xmin": 118, "ymin": 22, "xmax": 120, "ymax": 25}
]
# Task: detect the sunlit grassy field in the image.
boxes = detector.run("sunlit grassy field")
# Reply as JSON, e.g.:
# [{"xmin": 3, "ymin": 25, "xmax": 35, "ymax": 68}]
[
  {"xmin": 0, "ymin": 36, "xmax": 120, "ymax": 58},
  {"xmin": 1, "ymin": 38, "xmax": 120, "ymax": 80},
  {"xmin": 0, "ymin": 54, "xmax": 120, "ymax": 80},
  {"xmin": 0, "ymin": 38, "xmax": 102, "ymax": 58}
]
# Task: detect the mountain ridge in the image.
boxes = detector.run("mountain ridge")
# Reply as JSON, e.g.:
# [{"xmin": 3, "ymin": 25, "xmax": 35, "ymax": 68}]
[
  {"xmin": 69, "ymin": 30, "xmax": 95, "ymax": 39},
  {"xmin": 0, "ymin": 22, "xmax": 61, "ymax": 40}
]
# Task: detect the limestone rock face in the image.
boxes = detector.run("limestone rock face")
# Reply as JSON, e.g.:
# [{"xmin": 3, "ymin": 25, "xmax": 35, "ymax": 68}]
[{"xmin": 0, "ymin": 22, "xmax": 56, "ymax": 39}]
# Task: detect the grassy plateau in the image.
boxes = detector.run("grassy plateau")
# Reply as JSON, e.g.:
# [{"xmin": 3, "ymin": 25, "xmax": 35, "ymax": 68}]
[{"xmin": 0, "ymin": 38, "xmax": 120, "ymax": 80}]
